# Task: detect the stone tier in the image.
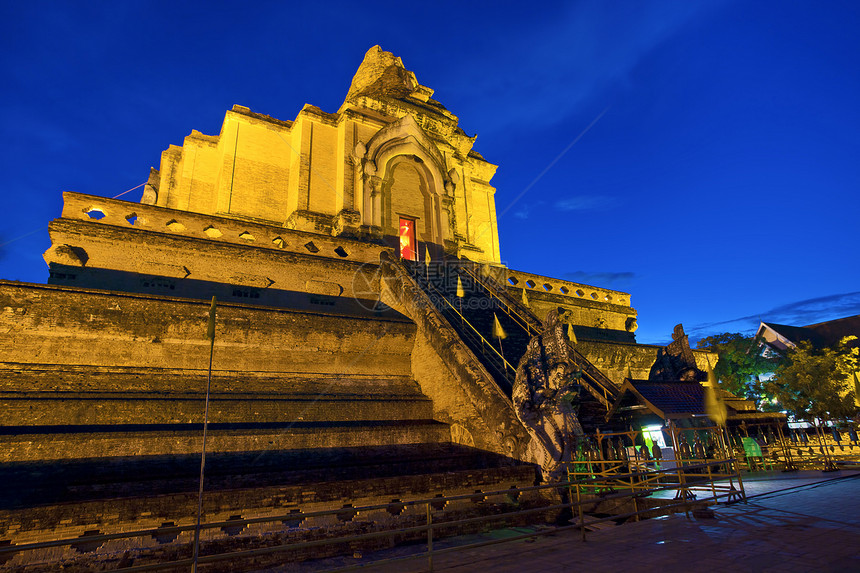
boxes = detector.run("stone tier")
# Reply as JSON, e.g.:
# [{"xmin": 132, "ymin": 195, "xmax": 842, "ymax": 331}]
[
  {"xmin": 1, "ymin": 420, "xmax": 450, "ymax": 463},
  {"xmin": 1, "ymin": 367, "xmax": 435, "ymax": 427}
]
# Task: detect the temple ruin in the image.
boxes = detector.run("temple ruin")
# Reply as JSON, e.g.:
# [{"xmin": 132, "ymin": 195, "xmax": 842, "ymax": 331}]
[{"xmin": 0, "ymin": 46, "xmax": 733, "ymax": 568}]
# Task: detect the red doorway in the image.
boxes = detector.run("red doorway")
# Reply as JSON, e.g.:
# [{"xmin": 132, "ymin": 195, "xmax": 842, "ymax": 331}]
[{"xmin": 399, "ymin": 218, "xmax": 416, "ymax": 260}]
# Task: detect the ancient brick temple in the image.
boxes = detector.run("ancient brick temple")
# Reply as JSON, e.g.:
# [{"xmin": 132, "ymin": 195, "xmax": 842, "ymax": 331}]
[{"xmin": 0, "ymin": 47, "xmax": 716, "ymax": 565}]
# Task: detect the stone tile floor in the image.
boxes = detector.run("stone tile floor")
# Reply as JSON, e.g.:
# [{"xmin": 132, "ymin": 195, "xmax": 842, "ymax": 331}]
[{"xmin": 269, "ymin": 470, "xmax": 860, "ymax": 572}]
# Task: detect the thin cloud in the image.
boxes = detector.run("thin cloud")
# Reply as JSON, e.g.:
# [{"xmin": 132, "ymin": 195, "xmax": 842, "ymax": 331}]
[
  {"xmin": 511, "ymin": 200, "xmax": 545, "ymax": 220},
  {"xmin": 688, "ymin": 291, "xmax": 860, "ymax": 338},
  {"xmin": 564, "ymin": 270, "xmax": 636, "ymax": 287},
  {"xmin": 451, "ymin": 0, "xmax": 730, "ymax": 132},
  {"xmin": 555, "ymin": 196, "xmax": 612, "ymax": 211}
]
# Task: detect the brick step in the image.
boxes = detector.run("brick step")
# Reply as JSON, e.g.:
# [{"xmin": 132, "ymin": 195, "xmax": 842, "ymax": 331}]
[
  {"xmin": 1, "ymin": 393, "xmax": 435, "ymax": 426},
  {"xmin": 0, "ymin": 366, "xmax": 434, "ymax": 426},
  {"xmin": 0, "ymin": 419, "xmax": 451, "ymax": 463},
  {"xmin": 0, "ymin": 364, "xmax": 423, "ymax": 394}
]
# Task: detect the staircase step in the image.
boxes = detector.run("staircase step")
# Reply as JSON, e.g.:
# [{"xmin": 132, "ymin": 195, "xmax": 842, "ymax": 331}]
[
  {"xmin": 2, "ymin": 394, "xmax": 435, "ymax": 426},
  {"xmin": 0, "ymin": 420, "xmax": 451, "ymax": 463},
  {"xmin": 1, "ymin": 367, "xmax": 435, "ymax": 425},
  {"xmin": 0, "ymin": 365, "xmax": 426, "ymax": 395},
  {"xmin": 0, "ymin": 443, "xmax": 534, "ymax": 509}
]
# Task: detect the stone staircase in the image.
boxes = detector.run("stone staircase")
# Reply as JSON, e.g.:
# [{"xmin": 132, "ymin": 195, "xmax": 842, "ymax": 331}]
[
  {"xmin": 0, "ymin": 364, "xmax": 539, "ymax": 570},
  {"xmin": 0, "ymin": 367, "xmax": 449, "ymax": 462},
  {"xmin": 401, "ymin": 258, "xmax": 620, "ymax": 431},
  {"xmin": 403, "ymin": 260, "xmax": 531, "ymax": 396}
]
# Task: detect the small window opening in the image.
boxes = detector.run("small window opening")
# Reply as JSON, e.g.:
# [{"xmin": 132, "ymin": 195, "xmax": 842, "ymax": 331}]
[
  {"xmin": 152, "ymin": 522, "xmax": 180, "ymax": 544},
  {"xmin": 386, "ymin": 499, "xmax": 405, "ymax": 516},
  {"xmin": 430, "ymin": 494, "xmax": 447, "ymax": 511},
  {"xmin": 232, "ymin": 288, "xmax": 260, "ymax": 299},
  {"xmin": 282, "ymin": 509, "xmax": 304, "ymax": 528},
  {"xmin": 221, "ymin": 515, "xmax": 245, "ymax": 536},
  {"xmin": 336, "ymin": 504, "xmax": 357, "ymax": 522}
]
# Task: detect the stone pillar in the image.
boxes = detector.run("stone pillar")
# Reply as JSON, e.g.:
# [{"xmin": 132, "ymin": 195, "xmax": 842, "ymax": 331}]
[
  {"xmin": 370, "ymin": 175, "xmax": 383, "ymax": 228},
  {"xmin": 440, "ymin": 195, "xmax": 454, "ymax": 243}
]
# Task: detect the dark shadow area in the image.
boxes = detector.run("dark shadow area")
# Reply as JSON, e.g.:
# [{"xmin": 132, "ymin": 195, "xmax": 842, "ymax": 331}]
[
  {"xmin": 46, "ymin": 264, "xmax": 403, "ymax": 320},
  {"xmin": 0, "ymin": 443, "xmax": 535, "ymax": 510}
]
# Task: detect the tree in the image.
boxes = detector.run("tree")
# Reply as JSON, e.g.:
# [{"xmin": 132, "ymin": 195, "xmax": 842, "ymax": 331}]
[
  {"xmin": 764, "ymin": 336, "xmax": 859, "ymax": 423},
  {"xmin": 696, "ymin": 332, "xmax": 778, "ymax": 401}
]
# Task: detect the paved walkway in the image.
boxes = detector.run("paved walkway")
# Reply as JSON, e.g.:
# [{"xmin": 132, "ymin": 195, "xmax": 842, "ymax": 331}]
[{"xmin": 285, "ymin": 470, "xmax": 860, "ymax": 573}]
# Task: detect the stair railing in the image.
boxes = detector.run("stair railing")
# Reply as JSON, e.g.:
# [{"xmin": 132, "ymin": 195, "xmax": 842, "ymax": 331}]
[
  {"xmin": 419, "ymin": 275, "xmax": 517, "ymax": 387},
  {"xmin": 457, "ymin": 262, "xmax": 541, "ymax": 336},
  {"xmin": 568, "ymin": 348, "xmax": 619, "ymax": 406},
  {"xmin": 458, "ymin": 260, "xmax": 620, "ymax": 407},
  {"xmin": 409, "ymin": 259, "xmax": 621, "ymax": 408}
]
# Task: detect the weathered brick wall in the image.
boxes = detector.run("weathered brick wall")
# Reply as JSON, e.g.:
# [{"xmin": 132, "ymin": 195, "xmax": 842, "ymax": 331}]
[
  {"xmin": 1, "ymin": 369, "xmax": 432, "ymax": 427},
  {"xmin": 147, "ymin": 47, "xmax": 503, "ymax": 264},
  {"xmin": 0, "ymin": 281, "xmax": 435, "ymax": 462},
  {"xmin": 496, "ymin": 267, "xmax": 638, "ymax": 341},
  {"xmin": 576, "ymin": 340, "xmax": 717, "ymax": 386},
  {"xmin": 0, "ymin": 282, "xmax": 412, "ymax": 375},
  {"xmin": 45, "ymin": 192, "xmax": 390, "ymax": 311}
]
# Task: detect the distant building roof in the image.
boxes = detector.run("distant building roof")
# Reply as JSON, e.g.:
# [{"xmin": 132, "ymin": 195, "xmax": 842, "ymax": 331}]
[
  {"xmin": 607, "ymin": 380, "xmax": 784, "ymax": 424},
  {"xmin": 757, "ymin": 315, "xmax": 860, "ymax": 354},
  {"xmin": 608, "ymin": 380, "xmax": 708, "ymax": 420},
  {"xmin": 804, "ymin": 315, "xmax": 860, "ymax": 347}
]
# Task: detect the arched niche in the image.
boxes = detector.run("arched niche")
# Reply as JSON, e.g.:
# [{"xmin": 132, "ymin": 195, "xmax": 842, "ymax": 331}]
[
  {"xmin": 358, "ymin": 115, "xmax": 453, "ymax": 248},
  {"xmin": 383, "ymin": 156, "xmax": 435, "ymax": 245}
]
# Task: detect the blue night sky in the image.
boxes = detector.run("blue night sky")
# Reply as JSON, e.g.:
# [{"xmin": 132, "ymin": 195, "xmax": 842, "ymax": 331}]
[{"xmin": 1, "ymin": 1, "xmax": 858, "ymax": 345}]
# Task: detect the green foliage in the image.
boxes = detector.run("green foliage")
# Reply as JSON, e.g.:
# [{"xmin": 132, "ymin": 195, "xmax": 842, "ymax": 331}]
[
  {"xmin": 696, "ymin": 332, "xmax": 778, "ymax": 400},
  {"xmin": 764, "ymin": 336, "xmax": 859, "ymax": 422}
]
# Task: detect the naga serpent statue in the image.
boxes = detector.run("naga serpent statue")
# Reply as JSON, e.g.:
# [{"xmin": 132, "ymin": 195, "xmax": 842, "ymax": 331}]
[{"xmin": 512, "ymin": 308, "xmax": 584, "ymax": 482}]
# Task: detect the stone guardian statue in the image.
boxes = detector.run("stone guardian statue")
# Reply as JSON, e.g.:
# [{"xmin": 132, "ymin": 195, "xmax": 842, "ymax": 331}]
[{"xmin": 512, "ymin": 308, "xmax": 584, "ymax": 482}]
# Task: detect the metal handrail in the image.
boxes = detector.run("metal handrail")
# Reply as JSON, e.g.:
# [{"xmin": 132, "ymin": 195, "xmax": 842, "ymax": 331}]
[
  {"xmin": 458, "ymin": 262, "xmax": 540, "ymax": 336},
  {"xmin": 458, "ymin": 261, "xmax": 619, "ymax": 404},
  {"xmin": 569, "ymin": 347, "xmax": 619, "ymax": 402},
  {"xmin": 386, "ymin": 258, "xmax": 516, "ymax": 395},
  {"xmin": 421, "ymin": 277, "xmax": 517, "ymax": 378}
]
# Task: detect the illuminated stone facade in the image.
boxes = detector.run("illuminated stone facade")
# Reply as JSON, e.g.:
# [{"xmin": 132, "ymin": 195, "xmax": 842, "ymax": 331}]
[
  {"xmin": 16, "ymin": 44, "xmax": 717, "ymax": 459},
  {"xmin": 147, "ymin": 46, "xmax": 501, "ymax": 265},
  {"xmin": 24, "ymin": 45, "xmax": 710, "ymax": 458}
]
